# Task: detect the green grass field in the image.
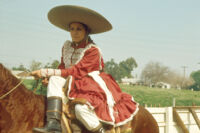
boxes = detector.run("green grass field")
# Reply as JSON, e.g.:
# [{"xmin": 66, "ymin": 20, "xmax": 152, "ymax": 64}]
[
  {"xmin": 23, "ymin": 79, "xmax": 200, "ymax": 107},
  {"xmin": 120, "ymin": 84, "xmax": 200, "ymax": 107}
]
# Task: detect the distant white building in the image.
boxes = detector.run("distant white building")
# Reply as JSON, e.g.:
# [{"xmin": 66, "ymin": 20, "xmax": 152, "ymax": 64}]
[
  {"xmin": 156, "ymin": 82, "xmax": 171, "ymax": 89},
  {"xmin": 121, "ymin": 77, "xmax": 140, "ymax": 85}
]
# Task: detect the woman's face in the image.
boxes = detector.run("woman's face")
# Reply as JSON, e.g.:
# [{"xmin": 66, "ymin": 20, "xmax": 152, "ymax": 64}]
[{"xmin": 69, "ymin": 22, "xmax": 87, "ymax": 43}]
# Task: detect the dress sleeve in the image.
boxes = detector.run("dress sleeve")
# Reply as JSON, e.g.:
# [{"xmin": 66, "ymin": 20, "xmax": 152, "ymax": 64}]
[{"xmin": 61, "ymin": 46, "xmax": 102, "ymax": 79}]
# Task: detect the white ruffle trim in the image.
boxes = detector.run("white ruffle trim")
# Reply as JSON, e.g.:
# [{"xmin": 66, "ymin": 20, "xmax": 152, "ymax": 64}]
[{"xmin": 62, "ymin": 40, "xmax": 103, "ymax": 70}]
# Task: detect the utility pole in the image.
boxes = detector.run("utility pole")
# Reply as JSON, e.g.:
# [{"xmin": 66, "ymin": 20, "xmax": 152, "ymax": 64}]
[
  {"xmin": 181, "ymin": 66, "xmax": 188, "ymax": 79},
  {"xmin": 181, "ymin": 66, "xmax": 188, "ymax": 89}
]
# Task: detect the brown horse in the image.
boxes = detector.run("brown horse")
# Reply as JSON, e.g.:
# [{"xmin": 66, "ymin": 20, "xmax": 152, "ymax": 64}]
[{"xmin": 0, "ymin": 63, "xmax": 159, "ymax": 133}]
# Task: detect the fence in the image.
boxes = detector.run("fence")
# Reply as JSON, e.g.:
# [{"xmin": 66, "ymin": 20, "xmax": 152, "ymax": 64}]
[{"xmin": 146, "ymin": 106, "xmax": 200, "ymax": 133}]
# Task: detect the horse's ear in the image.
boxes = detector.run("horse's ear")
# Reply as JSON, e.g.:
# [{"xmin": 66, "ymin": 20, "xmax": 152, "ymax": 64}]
[
  {"xmin": 0, "ymin": 63, "xmax": 16, "ymax": 82},
  {"xmin": 0, "ymin": 63, "xmax": 10, "ymax": 77},
  {"xmin": 0, "ymin": 63, "xmax": 4, "ymax": 70}
]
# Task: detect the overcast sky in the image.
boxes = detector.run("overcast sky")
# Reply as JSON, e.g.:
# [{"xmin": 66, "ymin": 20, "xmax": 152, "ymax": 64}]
[{"xmin": 0, "ymin": 0, "xmax": 200, "ymax": 77}]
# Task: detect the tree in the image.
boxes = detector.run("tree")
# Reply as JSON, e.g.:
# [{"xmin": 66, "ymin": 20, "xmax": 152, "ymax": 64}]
[
  {"xmin": 166, "ymin": 70, "xmax": 193, "ymax": 89},
  {"xmin": 104, "ymin": 59, "xmax": 121, "ymax": 81},
  {"xmin": 12, "ymin": 64, "xmax": 27, "ymax": 71},
  {"xmin": 44, "ymin": 60, "xmax": 60, "ymax": 69},
  {"xmin": 51, "ymin": 60, "xmax": 60, "ymax": 69},
  {"xmin": 104, "ymin": 57, "xmax": 138, "ymax": 81},
  {"xmin": 141, "ymin": 61, "xmax": 194, "ymax": 89},
  {"xmin": 190, "ymin": 70, "xmax": 200, "ymax": 91},
  {"xmin": 29, "ymin": 60, "xmax": 42, "ymax": 71},
  {"xmin": 141, "ymin": 61, "xmax": 170, "ymax": 85},
  {"xmin": 119, "ymin": 57, "xmax": 137, "ymax": 78}
]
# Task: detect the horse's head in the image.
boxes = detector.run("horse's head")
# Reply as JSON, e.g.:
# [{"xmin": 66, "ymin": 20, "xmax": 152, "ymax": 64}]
[
  {"xmin": 0, "ymin": 63, "xmax": 13, "ymax": 81},
  {"xmin": 0, "ymin": 63, "xmax": 8, "ymax": 84},
  {"xmin": 0, "ymin": 63, "xmax": 20, "ymax": 96}
]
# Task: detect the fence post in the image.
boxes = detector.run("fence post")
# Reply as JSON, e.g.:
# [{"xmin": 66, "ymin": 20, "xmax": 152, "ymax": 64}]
[
  {"xmin": 165, "ymin": 107, "xmax": 170, "ymax": 133},
  {"xmin": 173, "ymin": 98, "xmax": 176, "ymax": 107}
]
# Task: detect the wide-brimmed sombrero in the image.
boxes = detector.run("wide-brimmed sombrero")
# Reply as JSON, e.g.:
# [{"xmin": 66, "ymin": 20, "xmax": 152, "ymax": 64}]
[{"xmin": 48, "ymin": 5, "xmax": 112, "ymax": 34}]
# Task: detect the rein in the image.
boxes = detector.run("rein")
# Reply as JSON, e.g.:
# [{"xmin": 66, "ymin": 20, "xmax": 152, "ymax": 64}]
[
  {"xmin": 0, "ymin": 71, "xmax": 40, "ymax": 100},
  {"xmin": 0, "ymin": 78, "xmax": 40, "ymax": 100},
  {"xmin": 0, "ymin": 79, "xmax": 24, "ymax": 100}
]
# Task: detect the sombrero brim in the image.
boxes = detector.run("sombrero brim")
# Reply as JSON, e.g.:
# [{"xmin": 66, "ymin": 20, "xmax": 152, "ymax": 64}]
[{"xmin": 48, "ymin": 5, "xmax": 112, "ymax": 34}]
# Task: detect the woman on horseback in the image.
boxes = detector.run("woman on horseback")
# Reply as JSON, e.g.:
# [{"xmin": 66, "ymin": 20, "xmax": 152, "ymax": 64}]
[{"xmin": 31, "ymin": 5, "xmax": 139, "ymax": 133}]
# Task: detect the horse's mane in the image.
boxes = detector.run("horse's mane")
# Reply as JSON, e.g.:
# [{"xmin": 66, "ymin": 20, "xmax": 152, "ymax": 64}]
[{"xmin": 0, "ymin": 63, "xmax": 46, "ymax": 133}]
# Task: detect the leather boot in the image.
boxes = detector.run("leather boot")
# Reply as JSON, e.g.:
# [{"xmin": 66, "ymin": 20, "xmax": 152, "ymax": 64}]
[{"xmin": 33, "ymin": 97, "xmax": 62, "ymax": 133}]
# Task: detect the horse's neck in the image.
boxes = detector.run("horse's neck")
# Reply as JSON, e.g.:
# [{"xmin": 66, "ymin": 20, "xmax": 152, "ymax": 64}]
[
  {"xmin": 0, "ymin": 81, "xmax": 46, "ymax": 133},
  {"xmin": 0, "ymin": 71, "xmax": 45, "ymax": 110},
  {"xmin": 0, "ymin": 79, "xmax": 44, "ymax": 107},
  {"xmin": 0, "ymin": 75, "xmax": 45, "ymax": 124}
]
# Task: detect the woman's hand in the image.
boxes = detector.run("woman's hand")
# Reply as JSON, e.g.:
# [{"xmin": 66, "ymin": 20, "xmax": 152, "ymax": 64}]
[
  {"xmin": 31, "ymin": 70, "xmax": 42, "ymax": 79},
  {"xmin": 42, "ymin": 77, "xmax": 49, "ymax": 86}
]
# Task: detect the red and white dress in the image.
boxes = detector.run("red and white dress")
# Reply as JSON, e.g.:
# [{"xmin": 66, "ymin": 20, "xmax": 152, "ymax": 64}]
[{"xmin": 42, "ymin": 40, "xmax": 139, "ymax": 127}]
